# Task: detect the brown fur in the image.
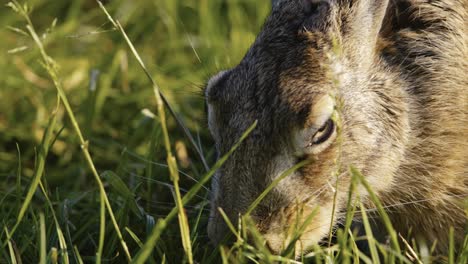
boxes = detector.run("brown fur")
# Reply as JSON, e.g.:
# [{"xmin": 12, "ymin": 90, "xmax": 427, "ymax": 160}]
[{"xmin": 206, "ymin": 0, "xmax": 467, "ymax": 257}]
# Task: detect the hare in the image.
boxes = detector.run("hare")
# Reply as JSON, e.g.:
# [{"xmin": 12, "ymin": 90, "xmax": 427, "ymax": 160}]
[{"xmin": 205, "ymin": 0, "xmax": 467, "ymax": 257}]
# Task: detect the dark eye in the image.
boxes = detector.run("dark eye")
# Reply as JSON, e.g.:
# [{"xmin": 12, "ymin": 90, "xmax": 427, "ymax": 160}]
[{"xmin": 311, "ymin": 119, "xmax": 335, "ymax": 145}]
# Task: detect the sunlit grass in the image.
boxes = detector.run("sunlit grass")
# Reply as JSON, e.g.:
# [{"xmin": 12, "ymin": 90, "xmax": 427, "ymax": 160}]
[{"xmin": 0, "ymin": 0, "xmax": 466, "ymax": 263}]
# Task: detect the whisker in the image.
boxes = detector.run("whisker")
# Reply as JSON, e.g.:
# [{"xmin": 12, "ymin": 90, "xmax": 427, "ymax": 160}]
[
  {"xmin": 90, "ymin": 136, "xmax": 213, "ymax": 193},
  {"xmin": 121, "ymin": 152, "xmax": 212, "ymax": 193},
  {"xmin": 122, "ymin": 169, "xmax": 209, "ymax": 201}
]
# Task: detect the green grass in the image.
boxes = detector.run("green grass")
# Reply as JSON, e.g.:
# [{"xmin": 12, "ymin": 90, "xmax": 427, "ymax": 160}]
[{"xmin": 0, "ymin": 0, "xmax": 467, "ymax": 263}]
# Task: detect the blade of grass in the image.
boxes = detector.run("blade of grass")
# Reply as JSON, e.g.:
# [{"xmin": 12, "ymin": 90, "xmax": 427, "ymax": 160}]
[
  {"xmin": 38, "ymin": 182, "xmax": 69, "ymax": 264},
  {"xmin": 327, "ymin": 178, "xmax": 339, "ymax": 251},
  {"xmin": 281, "ymin": 206, "xmax": 319, "ymax": 257},
  {"xmin": 336, "ymin": 229, "xmax": 350, "ymax": 264},
  {"xmin": 146, "ymin": 120, "xmax": 162, "ymax": 212},
  {"xmin": 4, "ymin": 227, "xmax": 18, "ymax": 264},
  {"xmin": 125, "ymin": 227, "xmax": 143, "ymax": 248},
  {"xmin": 449, "ymin": 227, "xmax": 454, "ymax": 264},
  {"xmin": 218, "ymin": 208, "xmax": 242, "ymax": 242},
  {"xmin": 245, "ymin": 160, "xmax": 309, "ymax": 215},
  {"xmin": 270, "ymin": 256, "xmax": 303, "ymax": 264},
  {"xmin": 348, "ymin": 229, "xmax": 361, "ymax": 264},
  {"xmin": 358, "ymin": 200, "xmax": 380, "ymax": 264},
  {"xmin": 15, "ymin": 144, "xmax": 21, "ymax": 210},
  {"xmin": 54, "ymin": 218, "xmax": 69, "ymax": 264},
  {"xmin": 457, "ymin": 234, "xmax": 468, "ymax": 264},
  {"xmin": 377, "ymin": 244, "xmax": 413, "ymax": 264},
  {"xmin": 220, "ymin": 245, "xmax": 229, "ymax": 264},
  {"xmin": 125, "ymin": 227, "xmax": 157, "ymax": 264},
  {"xmin": 312, "ymin": 244, "xmax": 324, "ymax": 264},
  {"xmin": 339, "ymin": 168, "xmax": 358, "ymax": 263},
  {"xmin": 350, "ymin": 166, "xmax": 402, "ymax": 263},
  {"xmin": 398, "ymin": 233, "xmax": 422, "ymax": 264},
  {"xmin": 97, "ymin": 189, "xmax": 105, "ymax": 264},
  {"xmin": 39, "ymin": 213, "xmax": 46, "ymax": 264},
  {"xmin": 50, "ymin": 248, "xmax": 58, "ymax": 264},
  {"xmin": 241, "ymin": 216, "xmax": 273, "ymax": 263},
  {"xmin": 101, "ymin": 171, "xmax": 143, "ymax": 218},
  {"xmin": 73, "ymin": 246, "xmax": 84, "ymax": 264},
  {"xmin": 62, "ymin": 200, "xmax": 80, "ymax": 264},
  {"xmin": 189, "ymin": 198, "xmax": 207, "ymax": 241}
]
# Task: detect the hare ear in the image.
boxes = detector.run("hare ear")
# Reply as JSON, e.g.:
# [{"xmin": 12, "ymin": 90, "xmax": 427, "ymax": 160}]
[
  {"xmin": 342, "ymin": 0, "xmax": 390, "ymax": 65},
  {"xmin": 348, "ymin": 0, "xmax": 389, "ymax": 40}
]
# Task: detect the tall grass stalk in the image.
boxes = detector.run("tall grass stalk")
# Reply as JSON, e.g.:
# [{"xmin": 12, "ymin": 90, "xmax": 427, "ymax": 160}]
[
  {"xmin": 73, "ymin": 246, "xmax": 84, "ymax": 264},
  {"xmin": 350, "ymin": 166, "xmax": 402, "ymax": 263},
  {"xmin": 6, "ymin": 1, "xmax": 132, "ymax": 261},
  {"xmin": 15, "ymin": 144, "xmax": 21, "ymax": 211},
  {"xmin": 282, "ymin": 207, "xmax": 319, "ymax": 258},
  {"xmin": 97, "ymin": 187, "xmax": 106, "ymax": 264},
  {"xmin": 398, "ymin": 234, "xmax": 422, "ymax": 264},
  {"xmin": 359, "ymin": 200, "xmax": 380, "ymax": 264},
  {"xmin": 39, "ymin": 213, "xmax": 46, "ymax": 264},
  {"xmin": 38, "ymin": 182, "xmax": 70, "ymax": 264},
  {"xmin": 218, "ymin": 208, "xmax": 242, "ymax": 242},
  {"xmin": 4, "ymin": 227, "xmax": 18, "ymax": 264},
  {"xmin": 449, "ymin": 227, "xmax": 455, "ymax": 264}
]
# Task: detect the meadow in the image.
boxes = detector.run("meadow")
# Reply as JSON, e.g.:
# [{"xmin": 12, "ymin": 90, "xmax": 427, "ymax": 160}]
[{"xmin": 0, "ymin": 0, "xmax": 466, "ymax": 263}]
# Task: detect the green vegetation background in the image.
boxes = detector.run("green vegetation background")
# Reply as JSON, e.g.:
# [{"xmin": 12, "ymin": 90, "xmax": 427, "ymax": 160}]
[
  {"xmin": 2, "ymin": 1, "xmax": 467, "ymax": 263},
  {"xmin": 0, "ymin": 0, "xmax": 270, "ymax": 262}
]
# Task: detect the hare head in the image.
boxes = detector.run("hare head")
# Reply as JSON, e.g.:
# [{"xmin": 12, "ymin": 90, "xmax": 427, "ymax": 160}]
[{"xmin": 206, "ymin": 0, "xmax": 411, "ymax": 254}]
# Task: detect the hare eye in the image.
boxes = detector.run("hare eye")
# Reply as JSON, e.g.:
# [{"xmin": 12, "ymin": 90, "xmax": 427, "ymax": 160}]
[
  {"xmin": 310, "ymin": 119, "xmax": 335, "ymax": 145},
  {"xmin": 295, "ymin": 95, "xmax": 336, "ymax": 155}
]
